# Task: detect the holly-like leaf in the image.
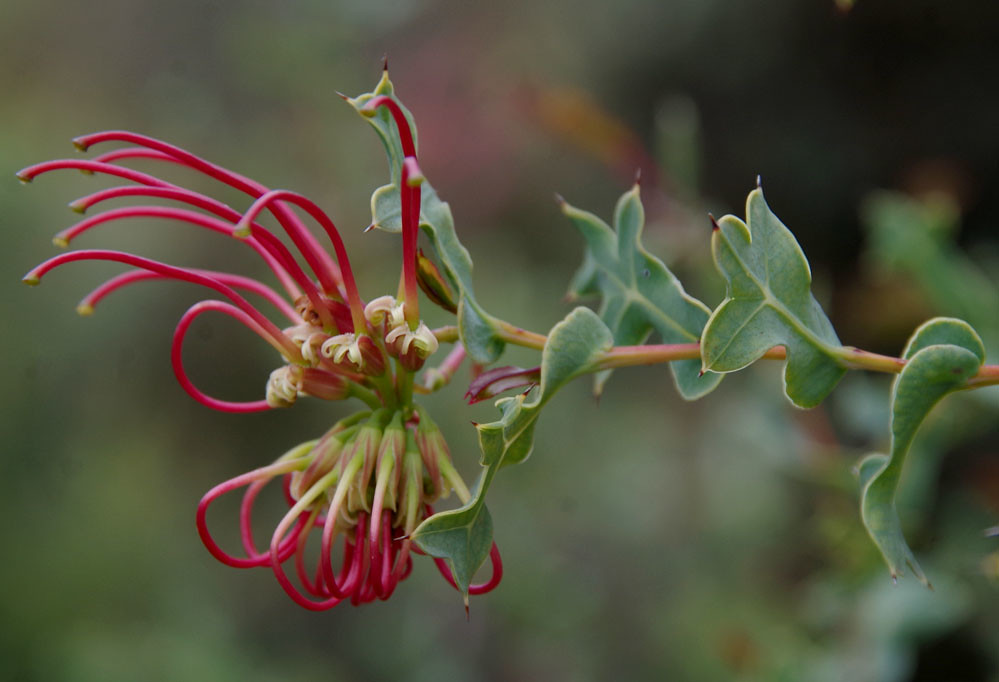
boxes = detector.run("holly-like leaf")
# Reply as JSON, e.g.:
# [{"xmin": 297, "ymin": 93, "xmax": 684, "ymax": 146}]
[
  {"xmin": 346, "ymin": 71, "xmax": 504, "ymax": 363},
  {"xmin": 857, "ymin": 318, "xmax": 984, "ymax": 586},
  {"xmin": 561, "ymin": 184, "xmax": 721, "ymax": 400},
  {"xmin": 412, "ymin": 307, "xmax": 613, "ymax": 596},
  {"xmin": 701, "ymin": 186, "xmax": 845, "ymax": 408}
]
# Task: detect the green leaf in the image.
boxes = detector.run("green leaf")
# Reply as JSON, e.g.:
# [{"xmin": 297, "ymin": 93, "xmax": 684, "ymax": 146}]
[
  {"xmin": 411, "ymin": 498, "xmax": 495, "ymax": 598},
  {"xmin": 858, "ymin": 318, "xmax": 984, "ymax": 586},
  {"xmin": 347, "ymin": 72, "xmax": 504, "ymax": 363},
  {"xmin": 561, "ymin": 184, "xmax": 722, "ymax": 400},
  {"xmin": 412, "ymin": 307, "xmax": 613, "ymax": 595},
  {"xmin": 701, "ymin": 186, "xmax": 845, "ymax": 408}
]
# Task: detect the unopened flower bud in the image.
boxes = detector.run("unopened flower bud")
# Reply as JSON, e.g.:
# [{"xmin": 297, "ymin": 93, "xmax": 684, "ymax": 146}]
[
  {"xmin": 266, "ymin": 365, "xmax": 303, "ymax": 408},
  {"xmin": 293, "ymin": 414, "xmax": 367, "ymax": 498},
  {"xmin": 397, "ymin": 441, "xmax": 424, "ymax": 536},
  {"xmin": 414, "ymin": 407, "xmax": 451, "ymax": 499},
  {"xmin": 299, "ymin": 367, "xmax": 350, "ymax": 401},
  {"xmin": 344, "ymin": 410, "xmax": 391, "ymax": 514},
  {"xmin": 371, "ymin": 412, "xmax": 406, "ymax": 542},
  {"xmin": 416, "ymin": 250, "xmax": 458, "ymax": 314},
  {"xmin": 320, "ymin": 333, "xmax": 386, "ymax": 376}
]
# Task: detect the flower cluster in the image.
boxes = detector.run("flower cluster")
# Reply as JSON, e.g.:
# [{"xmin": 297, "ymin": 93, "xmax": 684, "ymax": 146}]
[
  {"xmin": 197, "ymin": 408, "xmax": 500, "ymax": 609},
  {"xmin": 20, "ymin": 83, "xmax": 501, "ymax": 609}
]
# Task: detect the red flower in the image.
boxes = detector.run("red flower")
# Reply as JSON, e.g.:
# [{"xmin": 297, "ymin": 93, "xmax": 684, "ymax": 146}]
[{"xmin": 21, "ymin": 94, "xmax": 501, "ymax": 609}]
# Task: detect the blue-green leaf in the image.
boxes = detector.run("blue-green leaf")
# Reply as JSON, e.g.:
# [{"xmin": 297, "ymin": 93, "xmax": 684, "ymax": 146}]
[
  {"xmin": 346, "ymin": 71, "xmax": 504, "ymax": 363},
  {"xmin": 412, "ymin": 307, "xmax": 613, "ymax": 596},
  {"xmin": 701, "ymin": 186, "xmax": 844, "ymax": 408},
  {"xmin": 561, "ymin": 184, "xmax": 722, "ymax": 400},
  {"xmin": 858, "ymin": 317, "xmax": 984, "ymax": 586}
]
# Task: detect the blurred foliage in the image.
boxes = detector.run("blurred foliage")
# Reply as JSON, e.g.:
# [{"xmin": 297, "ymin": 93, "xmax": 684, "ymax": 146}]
[{"xmin": 3, "ymin": 0, "xmax": 999, "ymax": 681}]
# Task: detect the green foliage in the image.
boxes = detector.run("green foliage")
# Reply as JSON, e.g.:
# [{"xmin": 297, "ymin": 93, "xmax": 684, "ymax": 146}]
[
  {"xmin": 412, "ymin": 307, "xmax": 613, "ymax": 595},
  {"xmin": 863, "ymin": 191, "xmax": 999, "ymax": 350},
  {"xmin": 701, "ymin": 187, "xmax": 845, "ymax": 408},
  {"xmin": 561, "ymin": 184, "xmax": 722, "ymax": 399},
  {"xmin": 347, "ymin": 72, "xmax": 506, "ymax": 363},
  {"xmin": 857, "ymin": 318, "xmax": 985, "ymax": 585}
]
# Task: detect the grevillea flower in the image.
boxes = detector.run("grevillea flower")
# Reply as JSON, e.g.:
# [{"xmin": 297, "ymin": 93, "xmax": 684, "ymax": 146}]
[{"xmin": 19, "ymin": 79, "xmax": 501, "ymax": 610}]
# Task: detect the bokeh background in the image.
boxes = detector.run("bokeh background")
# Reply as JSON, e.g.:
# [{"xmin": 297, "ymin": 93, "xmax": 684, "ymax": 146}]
[{"xmin": 3, "ymin": 1, "xmax": 999, "ymax": 680}]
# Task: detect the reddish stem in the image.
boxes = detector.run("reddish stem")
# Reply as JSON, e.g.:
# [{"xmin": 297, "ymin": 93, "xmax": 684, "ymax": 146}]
[
  {"xmin": 268, "ymin": 509, "xmax": 345, "ymax": 611},
  {"xmin": 80, "ymin": 268, "xmax": 299, "ymax": 322},
  {"xmin": 71, "ymin": 130, "xmax": 345, "ymax": 296},
  {"xmin": 18, "ymin": 158, "xmax": 171, "ymax": 187},
  {"xmin": 362, "ymin": 96, "xmax": 422, "ymax": 328},
  {"xmin": 362, "ymin": 97, "xmax": 416, "ymax": 157},
  {"xmin": 347, "ymin": 514, "xmax": 372, "ymax": 606},
  {"xmin": 25, "ymin": 249, "xmax": 301, "ymax": 360},
  {"xmin": 29, "ymin": 159, "xmax": 334, "ymax": 329},
  {"xmin": 67, "ymin": 186, "xmax": 300, "ymax": 299},
  {"xmin": 91, "ymin": 147, "xmax": 180, "ymax": 165},
  {"xmin": 238, "ymin": 190, "xmax": 368, "ymax": 333},
  {"xmin": 197, "ymin": 459, "xmax": 309, "ymax": 568},
  {"xmin": 56, "ymin": 205, "xmax": 279, "ymax": 276},
  {"xmin": 319, "ymin": 489, "xmax": 354, "ymax": 599},
  {"xmin": 294, "ymin": 508, "xmax": 325, "ymax": 597},
  {"xmin": 400, "ymin": 159, "xmax": 422, "ymax": 328},
  {"xmin": 172, "ymin": 300, "xmax": 281, "ymax": 413}
]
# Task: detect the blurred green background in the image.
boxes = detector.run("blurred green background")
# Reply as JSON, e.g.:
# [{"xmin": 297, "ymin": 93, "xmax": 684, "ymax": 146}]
[{"xmin": 3, "ymin": 1, "xmax": 999, "ymax": 680}]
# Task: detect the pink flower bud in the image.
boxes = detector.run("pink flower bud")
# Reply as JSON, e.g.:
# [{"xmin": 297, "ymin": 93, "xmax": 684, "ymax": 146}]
[{"xmin": 299, "ymin": 367, "xmax": 350, "ymax": 401}]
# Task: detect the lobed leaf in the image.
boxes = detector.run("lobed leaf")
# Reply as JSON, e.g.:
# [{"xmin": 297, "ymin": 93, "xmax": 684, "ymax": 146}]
[
  {"xmin": 412, "ymin": 307, "xmax": 613, "ymax": 596},
  {"xmin": 857, "ymin": 318, "xmax": 984, "ymax": 586},
  {"xmin": 701, "ymin": 186, "xmax": 844, "ymax": 408},
  {"xmin": 347, "ymin": 72, "xmax": 504, "ymax": 362},
  {"xmin": 561, "ymin": 184, "xmax": 722, "ymax": 399}
]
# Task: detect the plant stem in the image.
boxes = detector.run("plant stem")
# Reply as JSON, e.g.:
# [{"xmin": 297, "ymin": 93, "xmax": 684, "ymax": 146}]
[
  {"xmin": 594, "ymin": 342, "xmax": 999, "ymax": 387},
  {"xmin": 348, "ymin": 382, "xmax": 382, "ymax": 410},
  {"xmin": 486, "ymin": 315, "xmax": 999, "ymax": 389},
  {"xmin": 396, "ymin": 365, "xmax": 414, "ymax": 408},
  {"xmin": 367, "ymin": 371, "xmax": 397, "ymax": 410},
  {"xmin": 493, "ymin": 321, "xmax": 547, "ymax": 351},
  {"xmin": 432, "ymin": 325, "xmax": 460, "ymax": 344},
  {"xmin": 417, "ymin": 345, "xmax": 466, "ymax": 394}
]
